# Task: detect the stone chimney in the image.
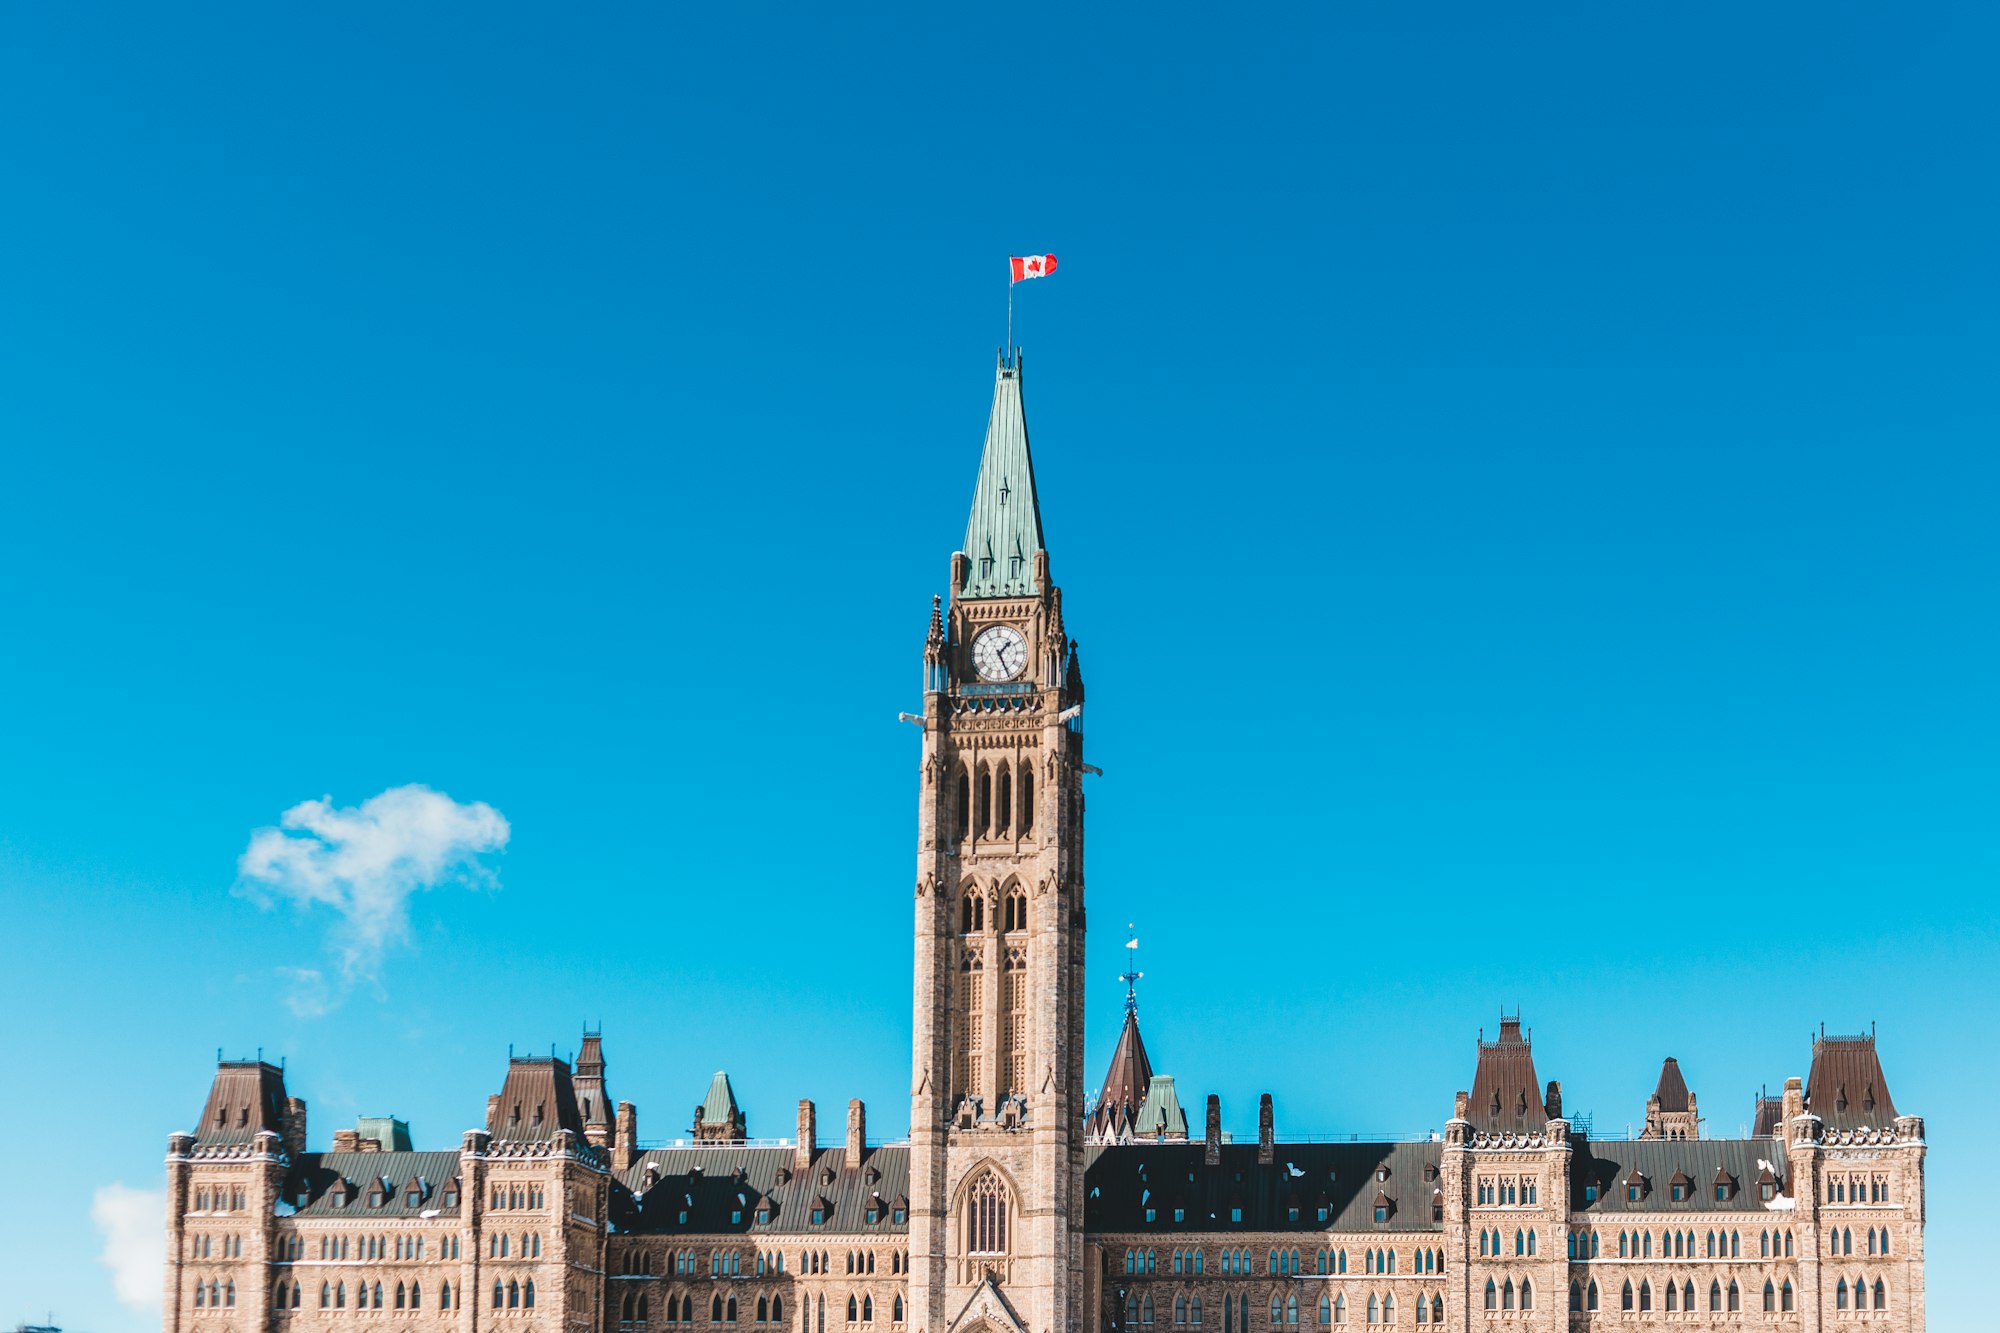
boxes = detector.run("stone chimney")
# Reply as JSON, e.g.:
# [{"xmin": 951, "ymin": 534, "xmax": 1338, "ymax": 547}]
[
  {"xmin": 846, "ymin": 1099, "xmax": 866, "ymax": 1162},
  {"xmin": 613, "ymin": 1102, "xmax": 638, "ymax": 1173},
  {"xmin": 331, "ymin": 1129, "xmax": 359, "ymax": 1152},
  {"xmin": 1204, "ymin": 1095, "xmax": 1222, "ymax": 1166},
  {"xmin": 796, "ymin": 1101, "xmax": 817, "ymax": 1172},
  {"xmin": 486, "ymin": 1094, "xmax": 501, "ymax": 1135},
  {"xmin": 282, "ymin": 1096, "xmax": 308, "ymax": 1160},
  {"xmin": 1257, "ymin": 1094, "xmax": 1274, "ymax": 1165},
  {"xmin": 358, "ymin": 1137, "xmax": 381, "ymax": 1153},
  {"xmin": 1782, "ymin": 1076, "xmax": 1805, "ymax": 1124}
]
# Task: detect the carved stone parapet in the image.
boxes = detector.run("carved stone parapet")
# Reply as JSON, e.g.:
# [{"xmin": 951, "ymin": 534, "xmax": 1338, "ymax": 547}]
[{"xmin": 1468, "ymin": 1131, "xmax": 1548, "ymax": 1150}]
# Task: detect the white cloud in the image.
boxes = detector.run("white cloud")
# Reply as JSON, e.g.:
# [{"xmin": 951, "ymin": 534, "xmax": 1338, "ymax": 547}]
[
  {"xmin": 93, "ymin": 1183, "xmax": 165, "ymax": 1309},
  {"xmin": 238, "ymin": 784, "xmax": 510, "ymax": 1003},
  {"xmin": 275, "ymin": 965, "xmax": 336, "ymax": 1018}
]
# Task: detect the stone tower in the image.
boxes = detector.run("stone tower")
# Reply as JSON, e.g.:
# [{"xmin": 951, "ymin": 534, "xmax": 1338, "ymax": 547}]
[{"xmin": 909, "ymin": 352, "xmax": 1090, "ymax": 1333}]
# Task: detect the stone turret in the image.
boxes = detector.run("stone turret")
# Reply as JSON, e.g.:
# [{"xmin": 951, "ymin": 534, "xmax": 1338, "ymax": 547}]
[
  {"xmin": 1642, "ymin": 1056, "xmax": 1699, "ymax": 1140},
  {"xmin": 693, "ymin": 1070, "xmax": 746, "ymax": 1143}
]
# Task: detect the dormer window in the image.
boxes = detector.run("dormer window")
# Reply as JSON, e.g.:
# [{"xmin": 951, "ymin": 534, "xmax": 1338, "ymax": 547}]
[
  {"xmin": 811, "ymin": 1198, "xmax": 830, "ymax": 1225},
  {"xmin": 511, "ymin": 1103, "xmax": 523, "ymax": 1126},
  {"xmin": 1376, "ymin": 1167, "xmax": 1390, "ymax": 1183},
  {"xmin": 533, "ymin": 1103, "xmax": 546, "ymax": 1126},
  {"xmin": 442, "ymin": 1181, "xmax": 459, "ymax": 1209}
]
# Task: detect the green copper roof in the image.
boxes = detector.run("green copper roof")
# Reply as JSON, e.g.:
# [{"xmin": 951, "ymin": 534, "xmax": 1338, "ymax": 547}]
[
  {"xmin": 959, "ymin": 356, "xmax": 1045, "ymax": 600},
  {"xmin": 355, "ymin": 1116, "xmax": 413, "ymax": 1152},
  {"xmin": 1133, "ymin": 1074, "xmax": 1188, "ymax": 1139},
  {"xmin": 698, "ymin": 1070, "xmax": 739, "ymax": 1126}
]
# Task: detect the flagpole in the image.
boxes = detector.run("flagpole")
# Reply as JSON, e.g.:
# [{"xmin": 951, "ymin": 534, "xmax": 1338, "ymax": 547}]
[{"xmin": 1006, "ymin": 275, "xmax": 1014, "ymax": 366}]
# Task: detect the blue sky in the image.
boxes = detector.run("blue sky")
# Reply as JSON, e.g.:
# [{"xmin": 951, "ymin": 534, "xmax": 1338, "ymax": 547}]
[{"xmin": 2, "ymin": 2, "xmax": 1995, "ymax": 1327}]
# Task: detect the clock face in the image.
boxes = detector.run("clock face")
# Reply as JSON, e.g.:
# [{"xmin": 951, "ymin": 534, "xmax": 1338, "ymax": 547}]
[{"xmin": 971, "ymin": 625, "xmax": 1029, "ymax": 681}]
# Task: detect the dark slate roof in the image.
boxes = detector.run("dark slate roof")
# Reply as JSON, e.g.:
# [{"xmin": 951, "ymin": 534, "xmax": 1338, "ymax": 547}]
[
  {"xmin": 284, "ymin": 1152, "xmax": 464, "ymax": 1218},
  {"xmin": 1467, "ymin": 1018, "xmax": 1545, "ymax": 1134},
  {"xmin": 1088, "ymin": 1013, "xmax": 1155, "ymax": 1139},
  {"xmin": 1805, "ymin": 1035, "xmax": 1898, "ymax": 1131},
  {"xmin": 1653, "ymin": 1058, "xmax": 1691, "ymax": 1113},
  {"xmin": 611, "ymin": 1146, "xmax": 909, "ymax": 1236},
  {"xmin": 1084, "ymin": 1142, "xmax": 1446, "ymax": 1234},
  {"xmin": 195, "ymin": 1061, "xmax": 290, "ymax": 1147},
  {"xmin": 1569, "ymin": 1139, "xmax": 1786, "ymax": 1216},
  {"xmin": 1751, "ymin": 1096, "xmax": 1784, "ymax": 1140},
  {"xmin": 576, "ymin": 1033, "xmax": 613, "ymax": 1132},
  {"xmin": 489, "ymin": 1057, "xmax": 585, "ymax": 1143}
]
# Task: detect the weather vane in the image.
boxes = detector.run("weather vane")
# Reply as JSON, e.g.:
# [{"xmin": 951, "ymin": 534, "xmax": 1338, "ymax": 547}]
[{"xmin": 1119, "ymin": 923, "xmax": 1143, "ymax": 1020}]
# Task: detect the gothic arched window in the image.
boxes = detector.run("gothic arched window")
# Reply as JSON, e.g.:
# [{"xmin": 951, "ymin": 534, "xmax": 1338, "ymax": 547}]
[{"xmin": 966, "ymin": 1170, "xmax": 1009, "ymax": 1254}]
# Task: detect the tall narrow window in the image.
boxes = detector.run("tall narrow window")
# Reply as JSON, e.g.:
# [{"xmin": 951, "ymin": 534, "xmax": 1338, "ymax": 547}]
[
  {"xmin": 956, "ymin": 773, "xmax": 972, "ymax": 842},
  {"xmin": 955, "ymin": 950, "xmax": 984, "ymax": 1099},
  {"xmin": 1019, "ymin": 768, "xmax": 1034, "ymax": 835},
  {"xmin": 975, "ymin": 767, "xmax": 991, "ymax": 837},
  {"xmin": 1001, "ymin": 948, "xmax": 1028, "ymax": 1098},
  {"xmin": 994, "ymin": 766, "xmax": 1012, "ymax": 837},
  {"xmin": 967, "ymin": 1171, "xmax": 1009, "ymax": 1255}
]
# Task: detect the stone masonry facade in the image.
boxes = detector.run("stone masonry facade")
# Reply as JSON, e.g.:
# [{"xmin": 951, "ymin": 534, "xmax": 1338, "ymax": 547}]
[{"xmin": 163, "ymin": 353, "xmax": 1927, "ymax": 1333}]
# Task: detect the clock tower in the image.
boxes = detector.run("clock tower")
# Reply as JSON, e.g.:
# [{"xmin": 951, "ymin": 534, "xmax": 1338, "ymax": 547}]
[{"xmin": 909, "ymin": 351, "xmax": 1091, "ymax": 1333}]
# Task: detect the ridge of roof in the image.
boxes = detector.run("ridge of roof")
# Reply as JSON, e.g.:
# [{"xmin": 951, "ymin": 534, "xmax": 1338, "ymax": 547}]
[
  {"xmin": 194, "ymin": 1060, "xmax": 290, "ymax": 1148},
  {"xmin": 575, "ymin": 1032, "xmax": 612, "ymax": 1129},
  {"xmin": 1653, "ymin": 1057, "xmax": 1692, "ymax": 1112},
  {"xmin": 1467, "ymin": 1016, "xmax": 1546, "ymax": 1133},
  {"xmin": 1806, "ymin": 1032, "xmax": 1898, "ymax": 1130},
  {"xmin": 958, "ymin": 355, "xmax": 1045, "ymax": 601},
  {"xmin": 1133, "ymin": 1073, "xmax": 1189, "ymax": 1140},
  {"xmin": 700, "ymin": 1071, "xmax": 741, "ymax": 1125},
  {"xmin": 491, "ymin": 1056, "xmax": 585, "ymax": 1143},
  {"xmin": 1087, "ymin": 1011, "xmax": 1154, "ymax": 1139}
]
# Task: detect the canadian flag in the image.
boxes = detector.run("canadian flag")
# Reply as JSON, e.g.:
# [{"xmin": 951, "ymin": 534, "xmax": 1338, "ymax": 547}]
[{"xmin": 1010, "ymin": 254, "xmax": 1058, "ymax": 283}]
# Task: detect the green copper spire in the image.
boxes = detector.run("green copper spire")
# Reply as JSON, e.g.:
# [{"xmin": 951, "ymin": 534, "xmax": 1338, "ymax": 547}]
[
  {"xmin": 959, "ymin": 353, "xmax": 1045, "ymax": 600},
  {"xmin": 698, "ymin": 1070, "xmax": 739, "ymax": 1126}
]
